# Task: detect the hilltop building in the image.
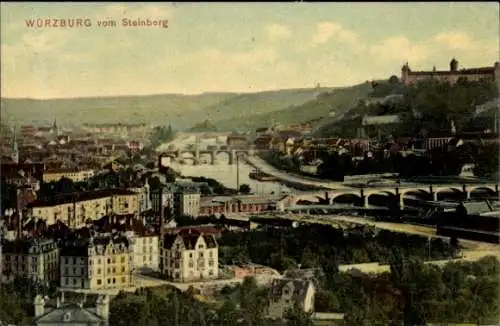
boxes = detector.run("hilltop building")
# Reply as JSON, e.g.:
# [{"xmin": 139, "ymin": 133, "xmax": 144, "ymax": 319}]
[{"xmin": 401, "ymin": 59, "xmax": 500, "ymax": 85}]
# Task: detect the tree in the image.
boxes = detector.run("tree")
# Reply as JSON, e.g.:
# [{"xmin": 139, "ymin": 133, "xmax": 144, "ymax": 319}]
[
  {"xmin": 284, "ymin": 305, "xmax": 314, "ymax": 326},
  {"xmin": 239, "ymin": 184, "xmax": 251, "ymax": 194},
  {"xmin": 388, "ymin": 75, "xmax": 400, "ymax": 84}
]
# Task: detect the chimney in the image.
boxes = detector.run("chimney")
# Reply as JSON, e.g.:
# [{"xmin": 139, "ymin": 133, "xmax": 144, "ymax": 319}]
[
  {"xmin": 34, "ymin": 295, "xmax": 45, "ymax": 317},
  {"xmin": 96, "ymin": 295, "xmax": 110, "ymax": 320}
]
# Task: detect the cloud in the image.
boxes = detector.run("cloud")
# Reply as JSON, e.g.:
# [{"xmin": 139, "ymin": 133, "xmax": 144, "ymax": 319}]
[
  {"xmin": 434, "ymin": 32, "xmax": 473, "ymax": 50},
  {"xmin": 99, "ymin": 4, "xmax": 173, "ymax": 20},
  {"xmin": 200, "ymin": 47, "xmax": 278, "ymax": 67},
  {"xmin": 369, "ymin": 36, "xmax": 430, "ymax": 64},
  {"xmin": 21, "ymin": 30, "xmax": 70, "ymax": 53},
  {"xmin": 267, "ymin": 23, "xmax": 292, "ymax": 40},
  {"xmin": 312, "ymin": 22, "xmax": 360, "ymax": 47}
]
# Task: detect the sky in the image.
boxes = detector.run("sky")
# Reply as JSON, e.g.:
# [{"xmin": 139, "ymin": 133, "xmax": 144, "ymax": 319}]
[{"xmin": 1, "ymin": 2, "xmax": 498, "ymax": 99}]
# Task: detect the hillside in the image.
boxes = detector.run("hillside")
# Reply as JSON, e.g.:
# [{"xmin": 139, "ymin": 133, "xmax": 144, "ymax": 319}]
[
  {"xmin": 213, "ymin": 82, "xmax": 373, "ymax": 131},
  {"xmin": 1, "ymin": 87, "xmax": 326, "ymax": 131},
  {"xmin": 0, "ymin": 93, "xmax": 235, "ymax": 130}
]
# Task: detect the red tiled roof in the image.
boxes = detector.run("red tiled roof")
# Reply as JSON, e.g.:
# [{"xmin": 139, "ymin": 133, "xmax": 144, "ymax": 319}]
[{"xmin": 164, "ymin": 226, "xmax": 221, "ymax": 236}]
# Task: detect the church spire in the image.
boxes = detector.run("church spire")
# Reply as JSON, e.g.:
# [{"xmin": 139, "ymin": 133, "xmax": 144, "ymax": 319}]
[{"xmin": 11, "ymin": 125, "xmax": 19, "ymax": 164}]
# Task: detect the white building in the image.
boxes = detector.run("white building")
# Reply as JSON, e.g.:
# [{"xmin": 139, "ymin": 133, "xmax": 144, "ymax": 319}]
[
  {"xmin": 125, "ymin": 230, "xmax": 159, "ymax": 272},
  {"xmin": 160, "ymin": 229, "xmax": 219, "ymax": 282},
  {"xmin": 174, "ymin": 187, "xmax": 201, "ymax": 217}
]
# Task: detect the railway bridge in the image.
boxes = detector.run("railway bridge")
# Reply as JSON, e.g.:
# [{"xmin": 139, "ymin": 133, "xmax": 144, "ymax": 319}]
[{"xmin": 289, "ymin": 183, "xmax": 499, "ymax": 208}]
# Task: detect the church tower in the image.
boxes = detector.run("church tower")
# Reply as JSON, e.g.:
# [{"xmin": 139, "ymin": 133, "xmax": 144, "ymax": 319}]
[
  {"xmin": 50, "ymin": 117, "xmax": 59, "ymax": 134},
  {"xmin": 450, "ymin": 58, "xmax": 458, "ymax": 72},
  {"xmin": 11, "ymin": 126, "xmax": 19, "ymax": 164}
]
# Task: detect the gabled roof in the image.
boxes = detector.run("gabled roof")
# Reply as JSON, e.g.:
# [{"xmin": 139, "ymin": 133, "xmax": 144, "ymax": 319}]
[
  {"xmin": 268, "ymin": 278, "xmax": 314, "ymax": 303},
  {"xmin": 33, "ymin": 303, "xmax": 105, "ymax": 324}
]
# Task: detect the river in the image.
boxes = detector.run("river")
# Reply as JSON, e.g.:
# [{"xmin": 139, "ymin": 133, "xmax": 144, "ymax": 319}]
[
  {"xmin": 161, "ymin": 136, "xmax": 294, "ymax": 195},
  {"xmin": 171, "ymin": 160, "xmax": 292, "ymax": 195}
]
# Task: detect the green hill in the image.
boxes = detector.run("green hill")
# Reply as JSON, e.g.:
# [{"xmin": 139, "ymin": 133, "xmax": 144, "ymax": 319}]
[
  {"xmin": 213, "ymin": 82, "xmax": 374, "ymax": 131},
  {"xmin": 0, "ymin": 93, "xmax": 235, "ymax": 130},
  {"xmin": 1, "ymin": 87, "xmax": 326, "ymax": 131}
]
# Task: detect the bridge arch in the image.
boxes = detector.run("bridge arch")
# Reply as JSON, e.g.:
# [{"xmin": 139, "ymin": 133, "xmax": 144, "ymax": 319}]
[
  {"xmin": 468, "ymin": 185, "xmax": 498, "ymax": 198},
  {"xmin": 330, "ymin": 192, "xmax": 362, "ymax": 205},
  {"xmin": 400, "ymin": 188, "xmax": 432, "ymax": 200},
  {"xmin": 434, "ymin": 187, "xmax": 465, "ymax": 201},
  {"xmin": 179, "ymin": 150, "xmax": 196, "ymax": 157},
  {"xmin": 366, "ymin": 190, "xmax": 397, "ymax": 207},
  {"xmin": 330, "ymin": 191, "xmax": 362, "ymax": 203}
]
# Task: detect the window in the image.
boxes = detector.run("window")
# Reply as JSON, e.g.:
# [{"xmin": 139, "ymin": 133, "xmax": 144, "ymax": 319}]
[
  {"xmin": 113, "ymin": 268, "xmax": 116, "ymax": 273},
  {"xmin": 97, "ymin": 279, "xmax": 102, "ymax": 285},
  {"xmin": 209, "ymin": 270, "xmax": 214, "ymax": 276},
  {"xmin": 107, "ymin": 279, "xmax": 111, "ymax": 284},
  {"xmin": 107, "ymin": 258, "xmax": 111, "ymax": 264},
  {"xmin": 121, "ymin": 257, "xmax": 125, "ymax": 263},
  {"xmin": 112, "ymin": 278, "xmax": 116, "ymax": 284},
  {"xmin": 97, "ymin": 268, "xmax": 101, "ymax": 274},
  {"xmin": 122, "ymin": 267, "xmax": 125, "ymax": 272}
]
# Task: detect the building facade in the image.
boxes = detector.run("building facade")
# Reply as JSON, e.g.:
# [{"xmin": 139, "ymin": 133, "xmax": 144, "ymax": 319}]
[
  {"xmin": 28, "ymin": 189, "xmax": 140, "ymax": 229},
  {"xmin": 401, "ymin": 59, "xmax": 500, "ymax": 85},
  {"xmin": 60, "ymin": 235, "xmax": 133, "ymax": 290},
  {"xmin": 160, "ymin": 229, "xmax": 219, "ymax": 283},
  {"xmin": 125, "ymin": 231, "xmax": 160, "ymax": 272},
  {"xmin": 174, "ymin": 188, "xmax": 201, "ymax": 217},
  {"xmin": 1, "ymin": 238, "xmax": 59, "ymax": 284},
  {"xmin": 128, "ymin": 183, "xmax": 152, "ymax": 213},
  {"xmin": 42, "ymin": 168, "xmax": 95, "ymax": 183}
]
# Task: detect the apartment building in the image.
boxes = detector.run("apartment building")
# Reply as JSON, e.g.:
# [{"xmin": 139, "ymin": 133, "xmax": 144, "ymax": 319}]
[
  {"xmin": 28, "ymin": 189, "xmax": 140, "ymax": 229},
  {"xmin": 1, "ymin": 238, "xmax": 59, "ymax": 284},
  {"xmin": 125, "ymin": 230, "xmax": 160, "ymax": 272},
  {"xmin": 174, "ymin": 187, "xmax": 201, "ymax": 218},
  {"xmin": 151, "ymin": 185, "xmax": 175, "ymax": 214},
  {"xmin": 59, "ymin": 235, "xmax": 133, "ymax": 290},
  {"xmin": 160, "ymin": 229, "xmax": 219, "ymax": 282},
  {"xmin": 128, "ymin": 183, "xmax": 152, "ymax": 213},
  {"xmin": 42, "ymin": 168, "xmax": 95, "ymax": 183}
]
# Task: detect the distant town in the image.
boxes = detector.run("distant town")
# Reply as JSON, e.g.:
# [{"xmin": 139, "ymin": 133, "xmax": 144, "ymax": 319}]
[{"xmin": 1, "ymin": 58, "xmax": 499, "ymax": 326}]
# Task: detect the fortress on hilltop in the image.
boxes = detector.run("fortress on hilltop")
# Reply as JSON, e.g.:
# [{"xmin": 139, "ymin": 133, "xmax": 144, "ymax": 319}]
[{"xmin": 401, "ymin": 58, "xmax": 500, "ymax": 85}]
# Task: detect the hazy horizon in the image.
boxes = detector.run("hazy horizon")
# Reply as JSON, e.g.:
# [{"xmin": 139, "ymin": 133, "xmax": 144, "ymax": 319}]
[{"xmin": 1, "ymin": 2, "xmax": 498, "ymax": 99}]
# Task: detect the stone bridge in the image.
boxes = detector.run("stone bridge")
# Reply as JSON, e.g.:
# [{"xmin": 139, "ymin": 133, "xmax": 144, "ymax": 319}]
[
  {"xmin": 289, "ymin": 183, "xmax": 499, "ymax": 208},
  {"xmin": 160, "ymin": 148, "xmax": 257, "ymax": 165}
]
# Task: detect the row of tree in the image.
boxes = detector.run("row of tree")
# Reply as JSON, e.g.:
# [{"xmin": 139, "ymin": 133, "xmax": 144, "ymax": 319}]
[
  {"xmin": 2, "ymin": 256, "xmax": 496, "ymax": 326},
  {"xmin": 217, "ymin": 224, "xmax": 458, "ymax": 272}
]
